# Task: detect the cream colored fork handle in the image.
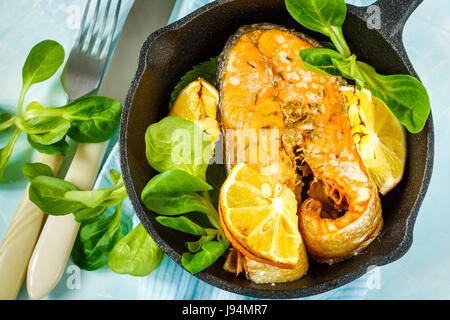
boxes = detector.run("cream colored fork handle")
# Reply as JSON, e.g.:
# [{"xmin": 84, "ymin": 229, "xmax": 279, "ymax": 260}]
[
  {"xmin": 26, "ymin": 142, "xmax": 108, "ymax": 300},
  {"xmin": 0, "ymin": 153, "xmax": 64, "ymax": 300}
]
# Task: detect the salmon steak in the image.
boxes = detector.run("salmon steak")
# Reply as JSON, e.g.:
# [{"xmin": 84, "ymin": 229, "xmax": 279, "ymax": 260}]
[{"xmin": 217, "ymin": 23, "xmax": 383, "ymax": 280}]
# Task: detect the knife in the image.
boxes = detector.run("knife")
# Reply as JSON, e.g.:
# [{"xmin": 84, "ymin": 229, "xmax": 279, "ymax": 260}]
[{"xmin": 0, "ymin": 154, "xmax": 64, "ymax": 300}]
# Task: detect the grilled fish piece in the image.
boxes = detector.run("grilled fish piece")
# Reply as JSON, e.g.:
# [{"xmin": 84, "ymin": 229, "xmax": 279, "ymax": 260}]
[
  {"xmin": 217, "ymin": 23, "xmax": 319, "ymax": 281},
  {"xmin": 217, "ymin": 23, "xmax": 382, "ymax": 280}
]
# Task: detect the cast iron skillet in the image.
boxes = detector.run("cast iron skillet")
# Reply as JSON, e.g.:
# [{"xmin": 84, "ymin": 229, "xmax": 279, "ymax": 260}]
[{"xmin": 120, "ymin": 0, "xmax": 434, "ymax": 299}]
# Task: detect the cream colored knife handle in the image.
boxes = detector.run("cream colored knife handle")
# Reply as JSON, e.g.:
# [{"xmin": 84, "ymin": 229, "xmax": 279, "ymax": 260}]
[
  {"xmin": 0, "ymin": 153, "xmax": 64, "ymax": 300},
  {"xmin": 26, "ymin": 142, "xmax": 108, "ymax": 300}
]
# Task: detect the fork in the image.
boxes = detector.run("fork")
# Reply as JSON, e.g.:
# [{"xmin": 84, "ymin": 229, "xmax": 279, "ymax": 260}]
[
  {"xmin": 20, "ymin": 0, "xmax": 123, "ymax": 300},
  {"xmin": 63, "ymin": 0, "xmax": 121, "ymax": 101}
]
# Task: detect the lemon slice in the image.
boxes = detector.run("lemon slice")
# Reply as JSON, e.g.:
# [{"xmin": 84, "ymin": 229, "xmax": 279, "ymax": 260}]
[
  {"xmin": 341, "ymin": 86, "xmax": 407, "ymax": 195},
  {"xmin": 169, "ymin": 78, "xmax": 220, "ymax": 143},
  {"xmin": 219, "ymin": 163, "xmax": 301, "ymax": 267}
]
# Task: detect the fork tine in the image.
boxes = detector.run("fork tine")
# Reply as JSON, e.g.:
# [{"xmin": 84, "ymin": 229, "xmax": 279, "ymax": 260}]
[
  {"xmin": 91, "ymin": 0, "xmax": 112, "ymax": 56},
  {"xmin": 73, "ymin": 0, "xmax": 91, "ymax": 48},
  {"xmin": 63, "ymin": 0, "xmax": 124, "ymax": 101},
  {"xmin": 100, "ymin": 0, "xmax": 122, "ymax": 59},
  {"xmin": 81, "ymin": 0, "xmax": 101, "ymax": 52}
]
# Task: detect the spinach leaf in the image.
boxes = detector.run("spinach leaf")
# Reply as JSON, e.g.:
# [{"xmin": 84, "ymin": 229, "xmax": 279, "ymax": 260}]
[
  {"xmin": 64, "ymin": 184, "xmax": 126, "ymax": 209},
  {"xmin": 0, "ymin": 40, "xmax": 123, "ymax": 181},
  {"xmin": 300, "ymin": 48, "xmax": 343, "ymax": 77},
  {"xmin": 18, "ymin": 116, "xmax": 71, "ymax": 145},
  {"xmin": 73, "ymin": 206, "xmax": 107, "ymax": 223},
  {"xmin": 64, "ymin": 189, "xmax": 116, "ymax": 208},
  {"xmin": 299, "ymin": 48, "xmax": 430, "ymax": 132},
  {"xmin": 28, "ymin": 175, "xmax": 85, "ymax": 215},
  {"xmin": 0, "ymin": 128, "xmax": 22, "ymax": 183},
  {"xmin": 27, "ymin": 135, "xmax": 70, "ymax": 155},
  {"xmin": 143, "ymin": 192, "xmax": 214, "ymax": 216},
  {"xmin": 0, "ymin": 113, "xmax": 15, "ymax": 132},
  {"xmin": 145, "ymin": 116, "xmax": 213, "ymax": 180},
  {"xmin": 0, "ymin": 39, "xmax": 125, "ymax": 181},
  {"xmin": 287, "ymin": 0, "xmax": 431, "ymax": 133},
  {"xmin": 285, "ymin": 0, "xmax": 350, "ymax": 57},
  {"xmin": 142, "ymin": 103, "xmax": 228, "ymax": 274},
  {"xmin": 156, "ymin": 216, "xmax": 207, "ymax": 236},
  {"xmin": 142, "ymin": 169, "xmax": 213, "ymax": 194},
  {"xmin": 141, "ymin": 171, "xmax": 216, "ymax": 216},
  {"xmin": 169, "ymin": 57, "xmax": 218, "ymax": 106},
  {"xmin": 28, "ymin": 172, "xmax": 128, "ymax": 221},
  {"xmin": 57, "ymin": 96, "xmax": 122, "ymax": 143},
  {"xmin": 19, "ymin": 40, "xmax": 65, "ymax": 113},
  {"xmin": 331, "ymin": 54, "xmax": 365, "ymax": 88},
  {"xmin": 72, "ymin": 204, "xmax": 123, "ymax": 271},
  {"xmin": 357, "ymin": 61, "xmax": 431, "ymax": 133},
  {"xmin": 25, "ymin": 101, "xmax": 44, "ymax": 112},
  {"xmin": 185, "ymin": 229, "xmax": 218, "ymax": 253},
  {"xmin": 22, "ymin": 162, "xmax": 54, "ymax": 181},
  {"xmin": 141, "ymin": 114, "xmax": 228, "ymax": 274},
  {"xmin": 181, "ymin": 240, "xmax": 229, "ymax": 274},
  {"xmin": 108, "ymin": 223, "xmax": 164, "ymax": 276},
  {"xmin": 98, "ymin": 186, "xmax": 128, "ymax": 208}
]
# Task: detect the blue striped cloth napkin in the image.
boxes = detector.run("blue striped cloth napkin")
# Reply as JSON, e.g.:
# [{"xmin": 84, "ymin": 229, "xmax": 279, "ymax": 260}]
[{"xmin": 88, "ymin": 0, "xmax": 380, "ymax": 300}]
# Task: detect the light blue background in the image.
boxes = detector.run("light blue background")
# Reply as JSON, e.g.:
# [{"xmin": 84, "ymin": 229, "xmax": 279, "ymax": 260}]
[{"xmin": 0, "ymin": 0, "xmax": 449, "ymax": 300}]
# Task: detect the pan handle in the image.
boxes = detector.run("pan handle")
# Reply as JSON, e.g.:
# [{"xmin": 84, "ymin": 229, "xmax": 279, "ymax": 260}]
[
  {"xmin": 348, "ymin": 0, "xmax": 423, "ymax": 76},
  {"xmin": 350, "ymin": 0, "xmax": 423, "ymax": 39},
  {"xmin": 375, "ymin": 0, "xmax": 422, "ymax": 39}
]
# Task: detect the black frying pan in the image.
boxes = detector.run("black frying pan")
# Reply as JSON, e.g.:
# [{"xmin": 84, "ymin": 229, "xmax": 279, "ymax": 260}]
[{"xmin": 119, "ymin": 0, "xmax": 434, "ymax": 298}]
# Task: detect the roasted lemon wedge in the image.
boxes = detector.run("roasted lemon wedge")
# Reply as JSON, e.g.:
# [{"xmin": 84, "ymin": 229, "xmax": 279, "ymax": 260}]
[
  {"xmin": 219, "ymin": 163, "xmax": 301, "ymax": 268},
  {"xmin": 341, "ymin": 86, "xmax": 407, "ymax": 195},
  {"xmin": 169, "ymin": 78, "xmax": 220, "ymax": 143}
]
